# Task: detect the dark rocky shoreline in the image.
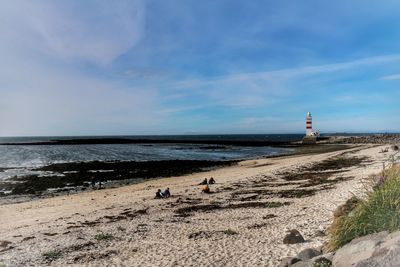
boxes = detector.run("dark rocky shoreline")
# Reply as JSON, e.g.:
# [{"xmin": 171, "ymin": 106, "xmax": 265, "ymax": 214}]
[
  {"xmin": 0, "ymin": 137, "xmax": 296, "ymax": 147},
  {"xmin": 326, "ymin": 134, "xmax": 400, "ymax": 144},
  {"xmin": 0, "ymin": 160, "xmax": 236, "ymax": 204}
]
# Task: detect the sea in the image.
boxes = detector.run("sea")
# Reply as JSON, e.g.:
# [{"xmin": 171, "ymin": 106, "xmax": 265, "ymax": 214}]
[{"xmin": 0, "ymin": 134, "xmax": 304, "ymax": 181}]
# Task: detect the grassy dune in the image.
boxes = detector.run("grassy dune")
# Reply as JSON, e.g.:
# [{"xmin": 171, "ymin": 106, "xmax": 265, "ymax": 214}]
[{"xmin": 329, "ymin": 164, "xmax": 400, "ymax": 250}]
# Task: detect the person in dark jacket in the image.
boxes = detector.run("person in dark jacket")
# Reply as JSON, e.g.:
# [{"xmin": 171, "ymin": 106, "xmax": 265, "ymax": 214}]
[
  {"xmin": 199, "ymin": 178, "xmax": 208, "ymax": 185},
  {"xmin": 155, "ymin": 189, "xmax": 164, "ymax": 198},
  {"xmin": 163, "ymin": 188, "xmax": 171, "ymax": 198}
]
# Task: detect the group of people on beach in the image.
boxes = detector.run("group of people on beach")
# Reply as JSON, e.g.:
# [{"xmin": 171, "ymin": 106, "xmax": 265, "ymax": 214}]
[
  {"xmin": 155, "ymin": 188, "xmax": 171, "ymax": 198},
  {"xmin": 199, "ymin": 177, "xmax": 216, "ymax": 185},
  {"xmin": 154, "ymin": 177, "xmax": 217, "ymax": 198},
  {"xmin": 199, "ymin": 177, "xmax": 216, "ymax": 194}
]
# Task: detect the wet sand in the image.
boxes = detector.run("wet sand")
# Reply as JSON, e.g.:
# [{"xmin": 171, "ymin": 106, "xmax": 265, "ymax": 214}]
[{"xmin": 0, "ymin": 144, "xmax": 393, "ymax": 266}]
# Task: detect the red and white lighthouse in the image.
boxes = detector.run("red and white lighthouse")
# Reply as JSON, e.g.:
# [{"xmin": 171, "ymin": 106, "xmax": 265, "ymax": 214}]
[{"xmin": 306, "ymin": 112, "xmax": 313, "ymax": 136}]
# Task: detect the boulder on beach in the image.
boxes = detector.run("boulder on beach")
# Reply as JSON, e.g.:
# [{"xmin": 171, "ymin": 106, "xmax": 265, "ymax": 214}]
[
  {"xmin": 278, "ymin": 257, "xmax": 301, "ymax": 267},
  {"xmin": 296, "ymin": 248, "xmax": 321, "ymax": 261},
  {"xmin": 333, "ymin": 230, "xmax": 400, "ymax": 266},
  {"xmin": 283, "ymin": 229, "xmax": 305, "ymax": 244},
  {"xmin": 279, "ymin": 252, "xmax": 333, "ymax": 267},
  {"xmin": 291, "ymin": 256, "xmax": 332, "ymax": 267}
]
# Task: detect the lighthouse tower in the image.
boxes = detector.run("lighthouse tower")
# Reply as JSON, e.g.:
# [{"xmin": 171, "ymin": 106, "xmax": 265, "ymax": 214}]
[{"xmin": 306, "ymin": 112, "xmax": 313, "ymax": 136}]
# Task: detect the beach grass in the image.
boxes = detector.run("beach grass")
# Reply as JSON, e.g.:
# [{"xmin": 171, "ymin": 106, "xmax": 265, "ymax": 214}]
[{"xmin": 328, "ymin": 165, "xmax": 400, "ymax": 250}]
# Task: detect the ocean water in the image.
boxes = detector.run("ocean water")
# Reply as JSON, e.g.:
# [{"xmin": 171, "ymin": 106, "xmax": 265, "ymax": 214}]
[
  {"xmin": 0, "ymin": 135, "xmax": 301, "ymax": 181},
  {"xmin": 0, "ymin": 134, "xmax": 305, "ymax": 144}
]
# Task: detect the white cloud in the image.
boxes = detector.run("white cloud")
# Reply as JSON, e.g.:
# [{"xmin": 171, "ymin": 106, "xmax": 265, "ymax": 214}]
[
  {"xmin": 0, "ymin": 0, "xmax": 145, "ymax": 65},
  {"xmin": 0, "ymin": 1, "xmax": 163, "ymax": 136}
]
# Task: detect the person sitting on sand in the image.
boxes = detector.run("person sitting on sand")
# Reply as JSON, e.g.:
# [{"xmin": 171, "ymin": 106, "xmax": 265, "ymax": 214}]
[
  {"xmin": 202, "ymin": 184, "xmax": 211, "ymax": 194},
  {"xmin": 155, "ymin": 189, "xmax": 164, "ymax": 198},
  {"xmin": 163, "ymin": 188, "xmax": 171, "ymax": 198},
  {"xmin": 199, "ymin": 178, "xmax": 208, "ymax": 185},
  {"xmin": 209, "ymin": 177, "xmax": 216, "ymax": 184}
]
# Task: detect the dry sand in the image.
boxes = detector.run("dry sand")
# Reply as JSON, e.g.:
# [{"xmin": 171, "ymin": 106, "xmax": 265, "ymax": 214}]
[{"xmin": 0, "ymin": 144, "xmax": 394, "ymax": 266}]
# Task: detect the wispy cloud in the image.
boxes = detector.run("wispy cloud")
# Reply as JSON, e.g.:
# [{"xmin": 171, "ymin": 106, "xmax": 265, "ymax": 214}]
[
  {"xmin": 381, "ymin": 74, "xmax": 400, "ymax": 80},
  {"xmin": 0, "ymin": 1, "xmax": 162, "ymax": 136},
  {"xmin": 173, "ymin": 54, "xmax": 400, "ymax": 89},
  {"xmin": 119, "ymin": 69, "xmax": 168, "ymax": 80},
  {"xmin": 0, "ymin": 0, "xmax": 145, "ymax": 65},
  {"xmin": 157, "ymin": 104, "xmax": 207, "ymax": 115},
  {"xmin": 160, "ymin": 54, "xmax": 400, "ymax": 110}
]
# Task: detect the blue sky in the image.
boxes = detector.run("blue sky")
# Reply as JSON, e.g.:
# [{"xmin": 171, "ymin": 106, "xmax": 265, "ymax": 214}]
[{"xmin": 0, "ymin": 0, "xmax": 399, "ymax": 136}]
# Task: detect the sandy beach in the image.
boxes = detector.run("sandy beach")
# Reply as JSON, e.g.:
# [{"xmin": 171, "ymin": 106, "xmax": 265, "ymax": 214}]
[
  {"xmin": 2, "ymin": 0, "xmax": 400, "ymax": 265},
  {"xmin": 0, "ymin": 144, "xmax": 393, "ymax": 266}
]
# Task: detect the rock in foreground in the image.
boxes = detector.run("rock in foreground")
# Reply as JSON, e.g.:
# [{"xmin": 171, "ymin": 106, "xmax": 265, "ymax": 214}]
[
  {"xmin": 333, "ymin": 230, "xmax": 400, "ymax": 266},
  {"xmin": 283, "ymin": 229, "xmax": 305, "ymax": 244}
]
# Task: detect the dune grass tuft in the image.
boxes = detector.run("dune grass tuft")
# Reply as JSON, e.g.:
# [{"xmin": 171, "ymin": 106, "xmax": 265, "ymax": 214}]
[{"xmin": 328, "ymin": 165, "xmax": 400, "ymax": 250}]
